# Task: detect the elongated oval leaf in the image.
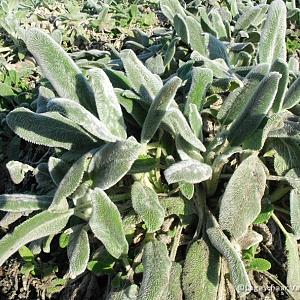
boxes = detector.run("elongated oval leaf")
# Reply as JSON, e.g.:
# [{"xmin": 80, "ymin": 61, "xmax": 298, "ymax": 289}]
[
  {"xmin": 164, "ymin": 159, "xmax": 212, "ymax": 184},
  {"xmin": 89, "ymin": 188, "xmax": 128, "ymax": 258},
  {"xmin": 182, "ymin": 239, "xmax": 220, "ymax": 300},
  {"xmin": 6, "ymin": 108, "xmax": 97, "ymax": 150},
  {"xmin": 88, "ymin": 137, "xmax": 142, "ymax": 190},
  {"xmin": 219, "ymin": 155, "xmax": 266, "ymax": 239},
  {"xmin": 0, "ymin": 194, "xmax": 52, "ymax": 212},
  {"xmin": 174, "ymin": 14, "xmax": 189, "ymax": 44},
  {"xmin": 47, "ymin": 98, "xmax": 117, "ymax": 142},
  {"xmin": 89, "ymin": 69, "xmax": 127, "ymax": 140},
  {"xmin": 68, "ymin": 228, "xmax": 90, "ymax": 279},
  {"xmin": 290, "ymin": 190, "xmax": 300, "ymax": 239},
  {"xmin": 36, "ymin": 86, "xmax": 55, "ymax": 113},
  {"xmin": 160, "ymin": 0, "xmax": 186, "ymax": 21},
  {"xmin": 6, "ymin": 161, "xmax": 33, "ymax": 185},
  {"xmin": 167, "ymin": 262, "xmax": 182, "ymax": 300},
  {"xmin": 120, "ymin": 49, "xmax": 163, "ymax": 103},
  {"xmin": 282, "ymin": 76, "xmax": 300, "ymax": 110},
  {"xmin": 0, "ymin": 209, "xmax": 73, "ymax": 266},
  {"xmin": 25, "ymin": 28, "xmax": 96, "ymax": 113},
  {"xmin": 141, "ymin": 76, "xmax": 182, "ymax": 143},
  {"xmin": 258, "ymin": 0, "xmax": 287, "ymax": 65},
  {"xmin": 49, "ymin": 151, "xmax": 94, "ymax": 211},
  {"xmin": 48, "ymin": 157, "xmax": 69, "ymax": 186},
  {"xmin": 206, "ymin": 214, "xmax": 251, "ymax": 296},
  {"xmin": 131, "ymin": 182, "xmax": 165, "ymax": 233},
  {"xmin": 227, "ymin": 72, "xmax": 281, "ymax": 146},
  {"xmin": 138, "ymin": 240, "xmax": 172, "ymax": 300}
]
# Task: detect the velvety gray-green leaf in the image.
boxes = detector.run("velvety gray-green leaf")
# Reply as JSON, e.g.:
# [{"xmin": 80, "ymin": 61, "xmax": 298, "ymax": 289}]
[
  {"xmin": 0, "ymin": 194, "xmax": 52, "ymax": 212},
  {"xmin": 6, "ymin": 108, "xmax": 97, "ymax": 150},
  {"xmin": 258, "ymin": 0, "xmax": 287, "ymax": 65},
  {"xmin": 206, "ymin": 215, "xmax": 251, "ymax": 296},
  {"xmin": 89, "ymin": 188, "xmax": 128, "ymax": 258},
  {"xmin": 137, "ymin": 240, "xmax": 172, "ymax": 300},
  {"xmin": 48, "ymin": 157, "xmax": 69, "ymax": 186},
  {"xmin": 47, "ymin": 98, "xmax": 117, "ymax": 142},
  {"xmin": 120, "ymin": 49, "xmax": 162, "ymax": 103},
  {"xmin": 88, "ymin": 137, "xmax": 142, "ymax": 190},
  {"xmin": 36, "ymin": 86, "xmax": 55, "ymax": 113},
  {"xmin": 227, "ymin": 72, "xmax": 281, "ymax": 146},
  {"xmin": 6, "ymin": 161, "xmax": 33, "ymax": 185},
  {"xmin": 174, "ymin": 14, "xmax": 189, "ymax": 44},
  {"xmin": 182, "ymin": 239, "xmax": 220, "ymax": 300},
  {"xmin": 141, "ymin": 76, "xmax": 182, "ymax": 143},
  {"xmin": 131, "ymin": 182, "xmax": 165, "ymax": 233},
  {"xmin": 283, "ymin": 76, "xmax": 300, "ymax": 110},
  {"xmin": 219, "ymin": 155, "xmax": 266, "ymax": 239},
  {"xmin": 0, "ymin": 209, "xmax": 73, "ymax": 266},
  {"xmin": 68, "ymin": 228, "xmax": 90, "ymax": 279},
  {"xmin": 188, "ymin": 104, "xmax": 203, "ymax": 140},
  {"xmin": 160, "ymin": 0, "xmax": 185, "ymax": 21},
  {"xmin": 25, "ymin": 28, "xmax": 96, "ymax": 113},
  {"xmin": 167, "ymin": 262, "xmax": 182, "ymax": 300},
  {"xmin": 164, "ymin": 159, "xmax": 212, "ymax": 184},
  {"xmin": 107, "ymin": 285, "xmax": 139, "ymax": 300},
  {"xmin": 290, "ymin": 190, "xmax": 300, "ymax": 239},
  {"xmin": 89, "ymin": 69, "xmax": 127, "ymax": 140}
]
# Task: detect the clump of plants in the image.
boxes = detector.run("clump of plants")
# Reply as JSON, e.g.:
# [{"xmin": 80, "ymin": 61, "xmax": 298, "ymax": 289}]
[{"xmin": 0, "ymin": 0, "xmax": 300, "ymax": 299}]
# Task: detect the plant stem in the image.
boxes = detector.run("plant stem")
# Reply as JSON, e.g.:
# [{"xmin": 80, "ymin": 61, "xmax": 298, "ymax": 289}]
[
  {"xmin": 170, "ymin": 224, "xmax": 183, "ymax": 261},
  {"xmin": 271, "ymin": 213, "xmax": 289, "ymax": 236}
]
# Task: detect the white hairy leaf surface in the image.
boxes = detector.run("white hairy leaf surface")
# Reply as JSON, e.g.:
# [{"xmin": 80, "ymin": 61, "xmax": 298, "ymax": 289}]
[
  {"xmin": 283, "ymin": 76, "xmax": 300, "ymax": 110},
  {"xmin": 219, "ymin": 155, "xmax": 266, "ymax": 239},
  {"xmin": 285, "ymin": 233, "xmax": 300, "ymax": 297},
  {"xmin": 107, "ymin": 285, "xmax": 139, "ymax": 300},
  {"xmin": 89, "ymin": 69, "xmax": 127, "ymax": 140},
  {"xmin": 25, "ymin": 28, "xmax": 96, "ymax": 113},
  {"xmin": 131, "ymin": 182, "xmax": 165, "ymax": 233},
  {"xmin": 164, "ymin": 159, "xmax": 212, "ymax": 184},
  {"xmin": 174, "ymin": 14, "xmax": 189, "ymax": 44},
  {"xmin": 89, "ymin": 188, "xmax": 128, "ymax": 258},
  {"xmin": 258, "ymin": 0, "xmax": 286, "ymax": 65},
  {"xmin": 88, "ymin": 137, "xmax": 142, "ymax": 190},
  {"xmin": 227, "ymin": 72, "xmax": 281, "ymax": 146},
  {"xmin": 137, "ymin": 240, "xmax": 172, "ymax": 300},
  {"xmin": 6, "ymin": 108, "xmax": 97, "ymax": 150},
  {"xmin": 210, "ymin": 9, "xmax": 227, "ymax": 39},
  {"xmin": 120, "ymin": 49, "xmax": 163, "ymax": 103},
  {"xmin": 166, "ymin": 262, "xmax": 182, "ymax": 300},
  {"xmin": 0, "ymin": 209, "xmax": 73, "ymax": 266},
  {"xmin": 36, "ymin": 86, "xmax": 55, "ymax": 113},
  {"xmin": 49, "ymin": 151, "xmax": 94, "ymax": 211},
  {"xmin": 48, "ymin": 157, "xmax": 69, "ymax": 186},
  {"xmin": 141, "ymin": 76, "xmax": 182, "ymax": 144},
  {"xmin": 206, "ymin": 214, "xmax": 252, "ymax": 296},
  {"xmin": 160, "ymin": 0, "xmax": 186, "ymax": 21},
  {"xmin": 290, "ymin": 190, "xmax": 300, "ymax": 239},
  {"xmin": 6, "ymin": 161, "xmax": 33, "ymax": 185},
  {"xmin": 67, "ymin": 228, "xmax": 90, "ymax": 279},
  {"xmin": 182, "ymin": 239, "xmax": 220, "ymax": 300},
  {"xmin": 47, "ymin": 98, "xmax": 118, "ymax": 142},
  {"xmin": 0, "ymin": 194, "xmax": 52, "ymax": 212}
]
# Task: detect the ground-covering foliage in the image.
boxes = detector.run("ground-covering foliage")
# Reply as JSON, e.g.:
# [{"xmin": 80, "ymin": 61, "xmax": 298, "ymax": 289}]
[{"xmin": 0, "ymin": 0, "xmax": 300, "ymax": 299}]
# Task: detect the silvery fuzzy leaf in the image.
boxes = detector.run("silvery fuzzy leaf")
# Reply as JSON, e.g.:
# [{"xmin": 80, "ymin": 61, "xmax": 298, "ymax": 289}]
[
  {"xmin": 89, "ymin": 188, "xmax": 128, "ymax": 259},
  {"xmin": 227, "ymin": 72, "xmax": 281, "ymax": 146},
  {"xmin": 145, "ymin": 55, "xmax": 165, "ymax": 75},
  {"xmin": 219, "ymin": 155, "xmax": 266, "ymax": 239},
  {"xmin": 120, "ymin": 49, "xmax": 163, "ymax": 103},
  {"xmin": 285, "ymin": 233, "xmax": 300, "ymax": 298},
  {"xmin": 25, "ymin": 28, "xmax": 96, "ymax": 113},
  {"xmin": 159, "ymin": 196, "xmax": 196, "ymax": 218},
  {"xmin": 285, "ymin": 168, "xmax": 300, "ymax": 191},
  {"xmin": 0, "ymin": 209, "xmax": 73, "ymax": 266},
  {"xmin": 131, "ymin": 182, "xmax": 165, "ymax": 233},
  {"xmin": 271, "ymin": 139, "xmax": 300, "ymax": 175},
  {"xmin": 188, "ymin": 104, "xmax": 203, "ymax": 141},
  {"xmin": 206, "ymin": 214, "xmax": 252, "ymax": 296},
  {"xmin": 174, "ymin": 14, "xmax": 189, "ymax": 44},
  {"xmin": 0, "ymin": 194, "xmax": 52, "ymax": 212},
  {"xmin": 210, "ymin": 9, "xmax": 227, "ymax": 39},
  {"xmin": 48, "ymin": 157, "xmax": 69, "ymax": 186},
  {"xmin": 36, "ymin": 86, "xmax": 55, "ymax": 113},
  {"xmin": 179, "ymin": 182, "xmax": 194, "ymax": 200},
  {"xmin": 164, "ymin": 37, "xmax": 180, "ymax": 66},
  {"xmin": 182, "ymin": 239, "xmax": 220, "ymax": 300},
  {"xmin": 175, "ymin": 136, "xmax": 203, "ymax": 162},
  {"xmin": 6, "ymin": 161, "xmax": 33, "ymax": 185},
  {"xmin": 234, "ymin": 4, "xmax": 268, "ymax": 32},
  {"xmin": 258, "ymin": 0, "xmax": 287, "ymax": 65},
  {"xmin": 6, "ymin": 108, "xmax": 97, "ymax": 150},
  {"xmin": 107, "ymin": 285, "xmax": 139, "ymax": 300},
  {"xmin": 47, "ymin": 98, "xmax": 117, "ymax": 142},
  {"xmin": 164, "ymin": 159, "xmax": 212, "ymax": 185},
  {"xmin": 141, "ymin": 76, "xmax": 182, "ymax": 144},
  {"xmin": 159, "ymin": 0, "xmax": 186, "ymax": 22},
  {"xmin": 205, "ymin": 34, "xmax": 229, "ymax": 66},
  {"xmin": 0, "ymin": 212, "xmax": 23, "ymax": 229},
  {"xmin": 88, "ymin": 137, "xmax": 142, "ymax": 190},
  {"xmin": 217, "ymin": 63, "xmax": 269, "ymax": 125},
  {"xmin": 88, "ymin": 69, "xmax": 127, "ymax": 140},
  {"xmin": 67, "ymin": 227, "xmax": 90, "ymax": 279},
  {"xmin": 137, "ymin": 240, "xmax": 172, "ymax": 300},
  {"xmin": 198, "ymin": 7, "xmax": 217, "ymax": 36},
  {"xmin": 270, "ymin": 59, "xmax": 289, "ymax": 113},
  {"xmin": 49, "ymin": 151, "xmax": 94, "ymax": 211},
  {"xmin": 283, "ymin": 76, "xmax": 300, "ymax": 110},
  {"xmin": 237, "ymin": 230, "xmax": 263, "ymax": 250},
  {"xmin": 185, "ymin": 16, "xmax": 206, "ymax": 56},
  {"xmin": 288, "ymin": 56, "xmax": 299, "ymax": 76},
  {"xmin": 166, "ymin": 262, "xmax": 182, "ymax": 300},
  {"xmin": 184, "ymin": 67, "xmax": 213, "ymax": 114},
  {"xmin": 290, "ymin": 189, "xmax": 300, "ymax": 239},
  {"xmin": 163, "ymin": 107, "xmax": 206, "ymax": 152}
]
